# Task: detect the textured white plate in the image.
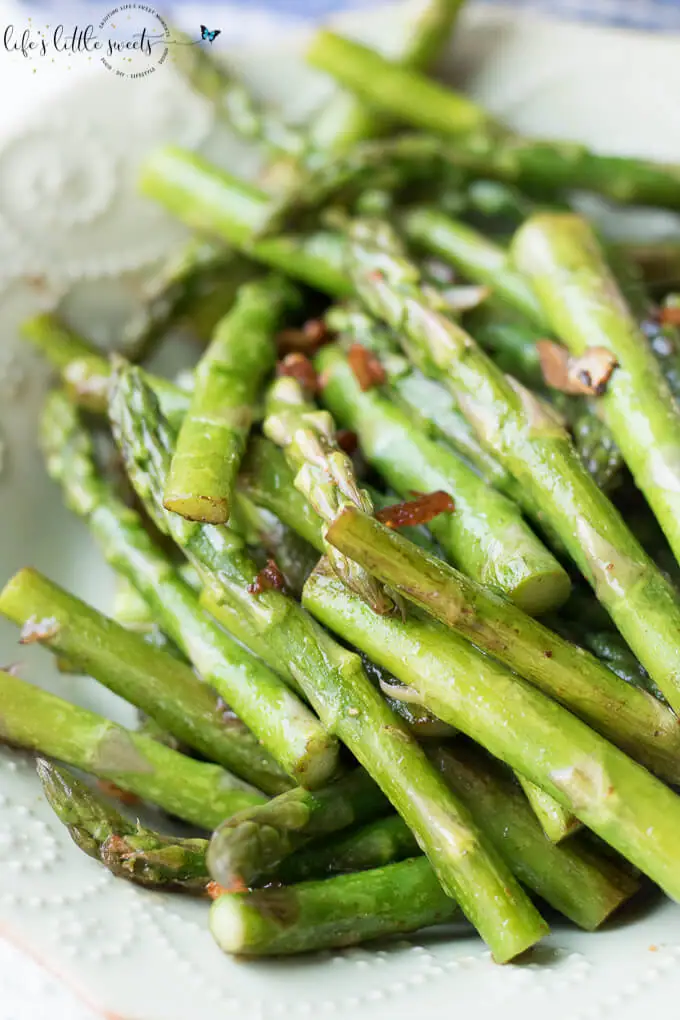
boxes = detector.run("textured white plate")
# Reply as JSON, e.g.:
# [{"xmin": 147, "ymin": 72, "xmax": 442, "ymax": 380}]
[{"xmin": 1, "ymin": 3, "xmax": 680, "ymax": 1018}]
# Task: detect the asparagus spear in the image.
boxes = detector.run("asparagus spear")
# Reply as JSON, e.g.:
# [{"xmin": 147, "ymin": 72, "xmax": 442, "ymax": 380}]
[
  {"xmin": 140, "ymin": 148, "xmax": 352, "ymax": 298},
  {"xmin": 208, "ymin": 769, "xmax": 390, "ymax": 889},
  {"xmin": 277, "ymin": 813, "xmax": 419, "ymax": 884},
  {"xmin": 22, "ymin": 314, "xmax": 190, "ymax": 421},
  {"xmin": 112, "ymin": 367, "xmax": 548, "ymax": 964},
  {"xmin": 347, "ymin": 219, "xmax": 680, "ymax": 716},
  {"xmin": 0, "ymin": 568, "xmax": 293, "ymax": 796},
  {"xmin": 37, "ymin": 759, "xmax": 210, "ymax": 893},
  {"xmin": 164, "ymin": 277, "xmax": 297, "ymax": 524},
  {"xmin": 432, "ymin": 744, "xmax": 635, "ymax": 929},
  {"xmin": 399, "ymin": 210, "xmax": 631, "ymax": 493},
  {"xmin": 303, "ymin": 0, "xmax": 468, "ymax": 158},
  {"xmin": 403, "ymin": 205, "xmax": 546, "ymax": 325},
  {"xmin": 324, "ymin": 507, "xmax": 680, "ymax": 785},
  {"xmin": 465, "ymin": 307, "xmax": 624, "ymax": 492},
  {"xmin": 239, "ymin": 437, "xmax": 325, "ymax": 553},
  {"xmin": 282, "ymin": 744, "xmax": 633, "ymax": 932},
  {"xmin": 515, "ymin": 777, "xmax": 581, "ymax": 844},
  {"xmin": 211, "ymin": 857, "xmax": 462, "ymax": 956},
  {"xmin": 304, "ymin": 562, "xmax": 680, "ymax": 902},
  {"xmin": 212, "ymin": 734, "xmax": 641, "ymax": 957},
  {"xmin": 0, "ymin": 670, "xmax": 262, "ymax": 828},
  {"xmin": 307, "ymin": 32, "xmax": 680, "ymax": 211},
  {"xmin": 512, "ymin": 213, "xmax": 680, "ymax": 581},
  {"xmin": 42, "ymin": 391, "xmax": 337, "ymax": 789},
  {"xmin": 325, "ymin": 304, "xmax": 534, "ymax": 509},
  {"xmin": 264, "ymin": 374, "xmax": 396, "ymax": 614},
  {"xmin": 317, "ymin": 343, "xmax": 570, "ymax": 614},
  {"xmin": 548, "ymin": 611, "xmax": 665, "ymax": 704}
]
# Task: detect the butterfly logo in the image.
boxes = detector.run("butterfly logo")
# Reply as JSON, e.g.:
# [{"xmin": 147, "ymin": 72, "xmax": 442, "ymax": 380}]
[{"xmin": 200, "ymin": 26, "xmax": 221, "ymax": 43}]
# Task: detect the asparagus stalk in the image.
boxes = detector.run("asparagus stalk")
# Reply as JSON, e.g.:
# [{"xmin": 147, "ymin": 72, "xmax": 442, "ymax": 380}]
[
  {"xmin": 400, "ymin": 208, "xmax": 627, "ymax": 493},
  {"xmin": 212, "ymin": 736, "xmax": 641, "ymax": 956},
  {"xmin": 164, "ymin": 277, "xmax": 297, "ymax": 524},
  {"xmin": 432, "ymin": 744, "xmax": 636, "ymax": 928},
  {"xmin": 303, "ymin": 0, "xmax": 468, "ymax": 158},
  {"xmin": 515, "ymin": 777, "xmax": 581, "ymax": 843},
  {"xmin": 282, "ymin": 744, "xmax": 633, "ymax": 932},
  {"xmin": 512, "ymin": 213, "xmax": 680, "ymax": 581},
  {"xmin": 239, "ymin": 437, "xmax": 325, "ymax": 552},
  {"xmin": 37, "ymin": 759, "xmax": 210, "ymax": 892},
  {"xmin": 348, "ymin": 219, "xmax": 680, "ymax": 715},
  {"xmin": 548, "ymin": 610, "xmax": 665, "ymax": 704},
  {"xmin": 317, "ymin": 343, "xmax": 570, "ymax": 614},
  {"xmin": 0, "ymin": 568, "xmax": 292, "ymax": 796},
  {"xmin": 0, "ymin": 671, "xmax": 262, "ymax": 828},
  {"xmin": 42, "ymin": 391, "xmax": 337, "ymax": 789},
  {"xmin": 208, "ymin": 769, "xmax": 389, "ymax": 889},
  {"xmin": 112, "ymin": 367, "xmax": 548, "ymax": 964},
  {"xmin": 466, "ymin": 307, "xmax": 624, "ymax": 492},
  {"xmin": 402, "ymin": 205, "xmax": 546, "ymax": 325},
  {"xmin": 264, "ymin": 374, "xmax": 396, "ymax": 614},
  {"xmin": 140, "ymin": 148, "xmax": 352, "ymax": 298},
  {"xmin": 22, "ymin": 314, "xmax": 190, "ymax": 421},
  {"xmin": 211, "ymin": 857, "xmax": 462, "ymax": 956},
  {"xmin": 307, "ymin": 32, "xmax": 680, "ymax": 211},
  {"xmin": 277, "ymin": 813, "xmax": 419, "ymax": 884},
  {"xmin": 304, "ymin": 562, "xmax": 680, "ymax": 902},
  {"xmin": 325, "ymin": 304, "xmax": 535, "ymax": 510},
  {"xmin": 324, "ymin": 507, "xmax": 680, "ymax": 785}
]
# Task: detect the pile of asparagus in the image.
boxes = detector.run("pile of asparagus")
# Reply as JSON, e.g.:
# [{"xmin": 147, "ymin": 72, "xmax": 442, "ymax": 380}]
[{"xmin": 6, "ymin": 0, "xmax": 680, "ymax": 963}]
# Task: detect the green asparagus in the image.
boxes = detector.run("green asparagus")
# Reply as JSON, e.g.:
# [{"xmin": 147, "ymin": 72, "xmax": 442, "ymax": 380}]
[
  {"xmin": 0, "ymin": 671, "xmax": 262, "ymax": 828},
  {"xmin": 0, "ymin": 568, "xmax": 293, "ymax": 796},
  {"xmin": 282, "ymin": 743, "xmax": 634, "ymax": 932},
  {"xmin": 234, "ymin": 493, "xmax": 319, "ymax": 596},
  {"xmin": 515, "ymin": 777, "xmax": 581, "ymax": 844},
  {"xmin": 140, "ymin": 148, "xmax": 352, "ymax": 298},
  {"xmin": 239, "ymin": 436, "xmax": 326, "ymax": 552},
  {"xmin": 22, "ymin": 314, "xmax": 191, "ymax": 422},
  {"xmin": 304, "ymin": 561, "xmax": 680, "ymax": 902},
  {"xmin": 122, "ymin": 240, "xmax": 253, "ymax": 357},
  {"xmin": 317, "ymin": 343, "xmax": 570, "ymax": 613},
  {"xmin": 208, "ymin": 769, "xmax": 389, "ymax": 889},
  {"xmin": 325, "ymin": 304, "xmax": 534, "ymax": 508},
  {"xmin": 307, "ymin": 32, "xmax": 680, "ymax": 211},
  {"xmin": 512, "ymin": 213, "xmax": 680, "ymax": 582},
  {"xmin": 347, "ymin": 218, "xmax": 680, "ymax": 716},
  {"xmin": 38, "ymin": 759, "xmax": 210, "ymax": 892},
  {"xmin": 211, "ymin": 857, "xmax": 462, "ymax": 956},
  {"xmin": 111, "ymin": 366, "xmax": 549, "ymax": 963},
  {"xmin": 323, "ymin": 507, "xmax": 680, "ymax": 784},
  {"xmin": 264, "ymin": 374, "xmax": 396, "ymax": 614},
  {"xmin": 42, "ymin": 390, "xmax": 338, "ymax": 789},
  {"xmin": 164, "ymin": 277, "xmax": 297, "ymax": 524}
]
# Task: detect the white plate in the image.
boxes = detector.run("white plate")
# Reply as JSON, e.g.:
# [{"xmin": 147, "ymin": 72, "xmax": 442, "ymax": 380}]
[{"xmin": 1, "ymin": 3, "xmax": 680, "ymax": 1018}]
